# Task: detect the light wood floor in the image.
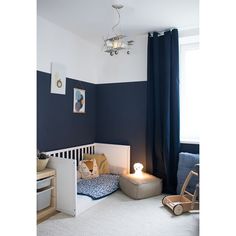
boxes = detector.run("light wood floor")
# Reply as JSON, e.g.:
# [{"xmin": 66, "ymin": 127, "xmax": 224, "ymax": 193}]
[{"xmin": 37, "ymin": 211, "xmax": 60, "ymax": 224}]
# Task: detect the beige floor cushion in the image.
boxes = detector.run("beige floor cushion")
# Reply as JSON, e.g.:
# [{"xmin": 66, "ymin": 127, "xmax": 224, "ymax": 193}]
[{"xmin": 119, "ymin": 173, "xmax": 162, "ymax": 199}]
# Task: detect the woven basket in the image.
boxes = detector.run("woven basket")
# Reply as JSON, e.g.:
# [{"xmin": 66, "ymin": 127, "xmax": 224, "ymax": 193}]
[{"xmin": 37, "ymin": 158, "xmax": 49, "ymax": 172}]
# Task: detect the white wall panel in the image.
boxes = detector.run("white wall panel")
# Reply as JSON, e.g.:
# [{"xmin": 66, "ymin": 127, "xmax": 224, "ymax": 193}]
[
  {"xmin": 37, "ymin": 16, "xmax": 147, "ymax": 84},
  {"xmin": 37, "ymin": 16, "xmax": 100, "ymax": 84},
  {"xmin": 97, "ymin": 35, "xmax": 148, "ymax": 84}
]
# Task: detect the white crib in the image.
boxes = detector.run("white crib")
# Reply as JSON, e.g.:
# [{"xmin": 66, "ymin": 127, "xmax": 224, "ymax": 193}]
[{"xmin": 46, "ymin": 143, "xmax": 130, "ymax": 216}]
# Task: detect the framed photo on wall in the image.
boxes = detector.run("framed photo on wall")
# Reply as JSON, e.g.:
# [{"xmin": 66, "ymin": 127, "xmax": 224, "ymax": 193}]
[
  {"xmin": 73, "ymin": 88, "xmax": 85, "ymax": 113},
  {"xmin": 51, "ymin": 62, "xmax": 66, "ymax": 95}
]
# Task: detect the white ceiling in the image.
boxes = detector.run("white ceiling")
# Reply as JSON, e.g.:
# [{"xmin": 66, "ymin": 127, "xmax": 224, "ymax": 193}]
[{"xmin": 37, "ymin": 0, "xmax": 199, "ymax": 42}]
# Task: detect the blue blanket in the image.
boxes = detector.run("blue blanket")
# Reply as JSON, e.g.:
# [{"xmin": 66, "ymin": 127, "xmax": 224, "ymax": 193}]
[{"xmin": 77, "ymin": 174, "xmax": 120, "ymax": 200}]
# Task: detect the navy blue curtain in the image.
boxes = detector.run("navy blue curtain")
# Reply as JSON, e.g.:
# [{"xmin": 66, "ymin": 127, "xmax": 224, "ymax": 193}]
[{"xmin": 146, "ymin": 29, "xmax": 180, "ymax": 194}]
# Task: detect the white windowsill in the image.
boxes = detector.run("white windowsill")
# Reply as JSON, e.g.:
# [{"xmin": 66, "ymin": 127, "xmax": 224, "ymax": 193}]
[{"xmin": 180, "ymin": 140, "xmax": 200, "ymax": 145}]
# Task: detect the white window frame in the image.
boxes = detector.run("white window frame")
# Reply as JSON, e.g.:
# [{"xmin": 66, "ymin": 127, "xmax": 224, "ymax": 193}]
[{"xmin": 179, "ymin": 36, "xmax": 200, "ymax": 144}]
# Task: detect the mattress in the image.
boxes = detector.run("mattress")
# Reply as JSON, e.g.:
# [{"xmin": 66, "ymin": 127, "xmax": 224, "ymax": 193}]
[{"xmin": 77, "ymin": 174, "xmax": 120, "ymax": 200}]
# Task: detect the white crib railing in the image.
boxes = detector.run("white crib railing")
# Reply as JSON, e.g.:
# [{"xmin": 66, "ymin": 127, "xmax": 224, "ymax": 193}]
[
  {"xmin": 45, "ymin": 143, "xmax": 130, "ymax": 216},
  {"xmin": 46, "ymin": 143, "xmax": 96, "ymax": 165}
]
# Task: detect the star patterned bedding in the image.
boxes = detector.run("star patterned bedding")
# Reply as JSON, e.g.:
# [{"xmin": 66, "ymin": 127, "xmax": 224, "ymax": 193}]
[{"xmin": 77, "ymin": 174, "xmax": 120, "ymax": 200}]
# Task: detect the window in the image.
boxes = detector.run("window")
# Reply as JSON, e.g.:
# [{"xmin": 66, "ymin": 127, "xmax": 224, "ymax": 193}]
[{"xmin": 180, "ymin": 42, "xmax": 200, "ymax": 143}]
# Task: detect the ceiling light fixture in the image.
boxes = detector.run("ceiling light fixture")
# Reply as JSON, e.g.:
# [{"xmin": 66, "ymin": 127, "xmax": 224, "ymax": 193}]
[{"xmin": 103, "ymin": 3, "xmax": 134, "ymax": 56}]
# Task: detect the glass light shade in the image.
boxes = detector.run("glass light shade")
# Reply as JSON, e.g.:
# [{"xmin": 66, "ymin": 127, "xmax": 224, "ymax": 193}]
[
  {"xmin": 112, "ymin": 40, "xmax": 118, "ymax": 48},
  {"xmin": 134, "ymin": 163, "xmax": 143, "ymax": 175},
  {"xmin": 112, "ymin": 39, "xmax": 123, "ymax": 49},
  {"xmin": 105, "ymin": 40, "xmax": 113, "ymax": 47}
]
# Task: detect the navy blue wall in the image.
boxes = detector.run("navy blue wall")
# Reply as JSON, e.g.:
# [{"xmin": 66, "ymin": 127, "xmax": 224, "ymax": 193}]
[
  {"xmin": 95, "ymin": 82, "xmax": 147, "ymax": 170},
  {"xmin": 37, "ymin": 71, "xmax": 199, "ymax": 167},
  {"xmin": 180, "ymin": 143, "xmax": 199, "ymax": 154},
  {"xmin": 95, "ymin": 81, "xmax": 199, "ymax": 171},
  {"xmin": 37, "ymin": 71, "xmax": 96, "ymax": 152}
]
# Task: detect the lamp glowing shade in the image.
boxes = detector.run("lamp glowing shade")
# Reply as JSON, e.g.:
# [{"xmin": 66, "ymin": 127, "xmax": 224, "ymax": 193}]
[
  {"xmin": 134, "ymin": 163, "xmax": 143, "ymax": 175},
  {"xmin": 112, "ymin": 39, "xmax": 122, "ymax": 49}
]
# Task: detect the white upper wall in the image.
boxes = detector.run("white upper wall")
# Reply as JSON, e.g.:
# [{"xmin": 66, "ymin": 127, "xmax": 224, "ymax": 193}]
[
  {"xmin": 37, "ymin": 16, "xmax": 100, "ymax": 83},
  {"xmin": 37, "ymin": 16, "xmax": 197, "ymax": 85},
  {"xmin": 37, "ymin": 0, "xmax": 198, "ymax": 84},
  {"xmin": 97, "ymin": 35, "xmax": 148, "ymax": 84},
  {"xmin": 37, "ymin": 16, "xmax": 147, "ymax": 84}
]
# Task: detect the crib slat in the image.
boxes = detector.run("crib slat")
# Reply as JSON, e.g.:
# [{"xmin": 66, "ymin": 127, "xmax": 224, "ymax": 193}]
[
  {"xmin": 75, "ymin": 149, "xmax": 78, "ymax": 165},
  {"xmin": 45, "ymin": 144, "xmax": 96, "ymax": 161},
  {"xmin": 82, "ymin": 148, "xmax": 85, "ymax": 158}
]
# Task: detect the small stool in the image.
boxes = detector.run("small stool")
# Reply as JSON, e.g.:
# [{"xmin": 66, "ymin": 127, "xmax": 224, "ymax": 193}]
[{"xmin": 119, "ymin": 173, "xmax": 162, "ymax": 200}]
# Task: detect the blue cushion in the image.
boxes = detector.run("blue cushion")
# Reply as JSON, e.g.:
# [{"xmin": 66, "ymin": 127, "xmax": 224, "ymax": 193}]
[
  {"xmin": 77, "ymin": 174, "xmax": 119, "ymax": 200},
  {"xmin": 177, "ymin": 152, "xmax": 199, "ymax": 194}
]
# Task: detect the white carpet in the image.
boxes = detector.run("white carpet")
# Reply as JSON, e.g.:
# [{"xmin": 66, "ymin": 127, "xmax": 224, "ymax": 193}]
[{"xmin": 38, "ymin": 191, "xmax": 199, "ymax": 236}]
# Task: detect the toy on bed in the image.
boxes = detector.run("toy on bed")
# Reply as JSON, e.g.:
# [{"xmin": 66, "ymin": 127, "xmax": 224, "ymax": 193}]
[
  {"xmin": 77, "ymin": 153, "xmax": 120, "ymax": 200},
  {"xmin": 78, "ymin": 159, "xmax": 99, "ymax": 179}
]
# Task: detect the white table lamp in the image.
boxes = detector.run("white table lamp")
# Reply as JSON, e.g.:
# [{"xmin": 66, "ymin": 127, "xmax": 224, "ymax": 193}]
[{"xmin": 134, "ymin": 163, "xmax": 144, "ymax": 175}]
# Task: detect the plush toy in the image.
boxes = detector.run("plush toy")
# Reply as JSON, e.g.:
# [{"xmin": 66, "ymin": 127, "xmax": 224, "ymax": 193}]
[{"xmin": 79, "ymin": 159, "xmax": 99, "ymax": 179}]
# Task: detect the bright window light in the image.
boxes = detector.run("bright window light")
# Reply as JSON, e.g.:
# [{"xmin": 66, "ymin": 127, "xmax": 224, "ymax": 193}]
[{"xmin": 180, "ymin": 43, "xmax": 200, "ymax": 143}]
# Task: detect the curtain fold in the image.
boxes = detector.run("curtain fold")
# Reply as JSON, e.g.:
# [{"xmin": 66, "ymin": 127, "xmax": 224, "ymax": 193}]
[{"xmin": 146, "ymin": 29, "xmax": 180, "ymax": 194}]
